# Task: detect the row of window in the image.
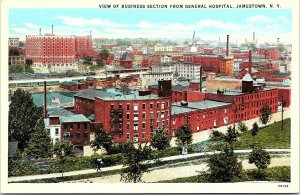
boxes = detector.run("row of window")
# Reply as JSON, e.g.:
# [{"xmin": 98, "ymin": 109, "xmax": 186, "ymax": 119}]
[
  {"xmin": 110, "ymin": 101, "xmax": 170, "ymax": 111},
  {"xmin": 64, "ymin": 123, "xmax": 88, "ymax": 130},
  {"xmin": 112, "ymin": 119, "xmax": 170, "ymax": 131}
]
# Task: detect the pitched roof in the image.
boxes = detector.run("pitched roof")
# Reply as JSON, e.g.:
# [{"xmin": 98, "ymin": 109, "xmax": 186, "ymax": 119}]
[
  {"xmin": 60, "ymin": 114, "xmax": 90, "ymax": 123},
  {"xmin": 120, "ymin": 51, "xmax": 132, "ymax": 61},
  {"xmin": 47, "ymin": 108, "xmax": 74, "ymax": 117},
  {"xmin": 242, "ymin": 73, "xmax": 253, "ymax": 82},
  {"xmin": 60, "ymin": 81, "xmax": 79, "ymax": 86}
]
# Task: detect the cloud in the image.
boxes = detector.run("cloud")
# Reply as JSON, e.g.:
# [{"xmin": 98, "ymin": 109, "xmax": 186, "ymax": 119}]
[
  {"xmin": 56, "ymin": 15, "xmax": 128, "ymax": 28},
  {"xmin": 277, "ymin": 16, "xmax": 289, "ymax": 23},
  {"xmin": 23, "ymin": 22, "xmax": 39, "ymax": 29},
  {"xmin": 246, "ymin": 15, "xmax": 273, "ymax": 23}
]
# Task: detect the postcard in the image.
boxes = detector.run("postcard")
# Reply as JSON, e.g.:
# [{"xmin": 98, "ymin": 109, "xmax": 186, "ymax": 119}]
[{"xmin": 0, "ymin": 0, "xmax": 299, "ymax": 193}]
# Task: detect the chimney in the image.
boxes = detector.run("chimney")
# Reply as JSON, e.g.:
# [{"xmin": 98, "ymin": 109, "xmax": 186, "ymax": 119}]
[
  {"xmin": 226, "ymin": 35, "xmax": 229, "ymax": 57},
  {"xmin": 39, "ymin": 28, "xmax": 41, "ymax": 36},
  {"xmin": 43, "ymin": 81, "xmax": 47, "ymax": 118},
  {"xmin": 253, "ymin": 32, "xmax": 255, "ymax": 42},
  {"xmin": 51, "ymin": 25, "xmax": 53, "ymax": 34},
  {"xmin": 248, "ymin": 50, "xmax": 252, "ymax": 75},
  {"xmin": 199, "ymin": 66, "xmax": 203, "ymax": 92}
]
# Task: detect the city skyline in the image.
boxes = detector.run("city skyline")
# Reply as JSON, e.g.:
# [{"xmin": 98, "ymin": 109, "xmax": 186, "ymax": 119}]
[{"xmin": 9, "ymin": 8, "xmax": 292, "ymax": 44}]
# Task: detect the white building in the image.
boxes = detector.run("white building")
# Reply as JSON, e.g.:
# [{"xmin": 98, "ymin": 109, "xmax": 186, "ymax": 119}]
[
  {"xmin": 9, "ymin": 37, "xmax": 19, "ymax": 47},
  {"xmin": 32, "ymin": 63, "xmax": 79, "ymax": 73},
  {"xmin": 151, "ymin": 63, "xmax": 176, "ymax": 73},
  {"xmin": 175, "ymin": 63, "xmax": 201, "ymax": 79},
  {"xmin": 161, "ymin": 55, "xmax": 172, "ymax": 63},
  {"xmin": 141, "ymin": 72, "xmax": 174, "ymax": 87},
  {"xmin": 154, "ymin": 44, "xmax": 173, "ymax": 52}
]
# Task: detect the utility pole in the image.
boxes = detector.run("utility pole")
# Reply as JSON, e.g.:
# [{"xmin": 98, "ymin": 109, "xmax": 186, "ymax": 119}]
[{"xmin": 281, "ymin": 93, "xmax": 284, "ymax": 131}]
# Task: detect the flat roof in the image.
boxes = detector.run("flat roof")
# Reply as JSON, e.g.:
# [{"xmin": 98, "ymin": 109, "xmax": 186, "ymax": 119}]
[
  {"xmin": 31, "ymin": 92, "xmax": 75, "ymax": 108},
  {"xmin": 172, "ymin": 100, "xmax": 232, "ymax": 115},
  {"xmin": 206, "ymin": 90, "xmax": 244, "ymax": 95},
  {"xmin": 75, "ymin": 88, "xmax": 164, "ymax": 101}
]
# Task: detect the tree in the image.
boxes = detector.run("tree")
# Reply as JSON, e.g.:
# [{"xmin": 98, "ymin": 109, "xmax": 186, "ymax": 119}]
[
  {"xmin": 150, "ymin": 128, "xmax": 171, "ymax": 150},
  {"xmin": 25, "ymin": 65, "xmax": 34, "ymax": 73},
  {"xmin": 9, "ymin": 47, "xmax": 20, "ymax": 56},
  {"xmin": 100, "ymin": 49, "xmax": 110, "ymax": 60},
  {"xmin": 175, "ymin": 125, "xmax": 193, "ymax": 147},
  {"xmin": 25, "ymin": 59, "xmax": 33, "ymax": 66},
  {"xmin": 9, "ymin": 88, "xmax": 41, "ymax": 150},
  {"xmin": 237, "ymin": 122, "xmax": 248, "ymax": 132},
  {"xmin": 24, "ymin": 118, "xmax": 53, "ymax": 159},
  {"xmin": 260, "ymin": 105, "xmax": 272, "ymax": 126},
  {"xmin": 90, "ymin": 127, "xmax": 113, "ymax": 153},
  {"xmin": 224, "ymin": 126, "xmax": 239, "ymax": 144},
  {"xmin": 251, "ymin": 122, "xmax": 259, "ymax": 136},
  {"xmin": 53, "ymin": 140, "xmax": 75, "ymax": 177},
  {"xmin": 248, "ymin": 147, "xmax": 271, "ymax": 170},
  {"xmin": 204, "ymin": 144, "xmax": 242, "ymax": 182},
  {"xmin": 18, "ymin": 41, "xmax": 24, "ymax": 47},
  {"xmin": 248, "ymin": 147, "xmax": 271, "ymax": 179},
  {"xmin": 209, "ymin": 130, "xmax": 225, "ymax": 142},
  {"xmin": 9, "ymin": 65, "xmax": 24, "ymax": 74},
  {"xmin": 120, "ymin": 143, "xmax": 152, "ymax": 183},
  {"xmin": 82, "ymin": 55, "xmax": 93, "ymax": 65}
]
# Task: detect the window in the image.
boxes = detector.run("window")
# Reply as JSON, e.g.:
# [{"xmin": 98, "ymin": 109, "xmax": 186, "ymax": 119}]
[
  {"xmin": 150, "ymin": 103, "xmax": 153, "ymax": 109},
  {"xmin": 126, "ymin": 133, "xmax": 130, "ymax": 141},
  {"xmin": 84, "ymin": 123, "xmax": 87, "ymax": 129},
  {"xmin": 133, "ymin": 134, "xmax": 138, "ymax": 142},
  {"xmin": 134, "ymin": 104, "xmax": 138, "ymax": 111},
  {"xmin": 63, "ymin": 133, "xmax": 70, "ymax": 141},
  {"xmin": 55, "ymin": 128, "xmax": 59, "ymax": 135},
  {"xmin": 161, "ymin": 112, "xmax": 165, "ymax": 119},
  {"xmin": 157, "ymin": 112, "xmax": 160, "ymax": 118},
  {"xmin": 142, "ymin": 122, "xmax": 146, "ymax": 129},
  {"xmin": 161, "ymin": 103, "xmax": 165, "ymax": 109},
  {"xmin": 157, "ymin": 103, "xmax": 160, "ymax": 109},
  {"xmin": 134, "ymin": 113, "xmax": 139, "ymax": 121},
  {"xmin": 64, "ymin": 124, "xmax": 67, "ymax": 130},
  {"xmin": 119, "ymin": 123, "xmax": 122, "ymax": 130},
  {"xmin": 142, "ymin": 133, "xmax": 146, "ymax": 140},
  {"xmin": 150, "ymin": 112, "xmax": 154, "ymax": 118},
  {"xmin": 127, "ymin": 113, "xmax": 130, "ymax": 120},
  {"xmin": 142, "ymin": 103, "xmax": 146, "ymax": 110},
  {"xmin": 111, "ymin": 104, "xmax": 114, "ymax": 109},
  {"xmin": 70, "ymin": 124, "xmax": 73, "ymax": 130},
  {"xmin": 127, "ymin": 104, "xmax": 130, "ymax": 110},
  {"xmin": 127, "ymin": 123, "xmax": 130, "ymax": 130},
  {"xmin": 142, "ymin": 113, "xmax": 146, "ymax": 120},
  {"xmin": 172, "ymin": 118, "xmax": 176, "ymax": 124},
  {"xmin": 172, "ymin": 129, "xmax": 175, "ymax": 137},
  {"xmin": 133, "ymin": 123, "xmax": 138, "ymax": 130}
]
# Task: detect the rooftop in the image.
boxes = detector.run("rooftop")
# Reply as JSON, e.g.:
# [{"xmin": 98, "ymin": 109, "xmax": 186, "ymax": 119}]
[
  {"xmin": 120, "ymin": 51, "xmax": 132, "ymax": 61},
  {"xmin": 75, "ymin": 88, "xmax": 164, "ymax": 101},
  {"xmin": 172, "ymin": 100, "xmax": 232, "ymax": 115},
  {"xmin": 60, "ymin": 81, "xmax": 80, "ymax": 86},
  {"xmin": 60, "ymin": 114, "xmax": 90, "ymax": 123},
  {"xmin": 31, "ymin": 92, "xmax": 76, "ymax": 108},
  {"xmin": 47, "ymin": 108, "xmax": 74, "ymax": 117}
]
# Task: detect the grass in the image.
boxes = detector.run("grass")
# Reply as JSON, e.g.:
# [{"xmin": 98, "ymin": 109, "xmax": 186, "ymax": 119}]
[
  {"xmin": 158, "ymin": 166, "xmax": 290, "ymax": 183},
  {"xmin": 233, "ymin": 118, "xmax": 291, "ymax": 149},
  {"xmin": 90, "ymin": 65, "xmax": 104, "ymax": 71}
]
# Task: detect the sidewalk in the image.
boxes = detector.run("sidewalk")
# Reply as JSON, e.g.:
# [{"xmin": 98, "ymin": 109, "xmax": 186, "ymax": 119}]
[{"xmin": 8, "ymin": 148, "xmax": 290, "ymax": 183}]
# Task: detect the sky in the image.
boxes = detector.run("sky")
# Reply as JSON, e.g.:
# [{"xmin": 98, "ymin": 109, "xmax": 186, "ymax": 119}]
[{"xmin": 9, "ymin": 8, "xmax": 292, "ymax": 44}]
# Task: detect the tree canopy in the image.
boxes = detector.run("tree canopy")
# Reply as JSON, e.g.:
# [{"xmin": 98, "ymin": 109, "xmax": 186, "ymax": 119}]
[
  {"xmin": 248, "ymin": 147, "xmax": 271, "ymax": 170},
  {"xmin": 90, "ymin": 127, "xmax": 113, "ymax": 153},
  {"xmin": 24, "ymin": 118, "xmax": 53, "ymax": 159},
  {"xmin": 204, "ymin": 144, "xmax": 242, "ymax": 182},
  {"xmin": 150, "ymin": 128, "xmax": 171, "ymax": 150},
  {"xmin": 120, "ymin": 143, "xmax": 152, "ymax": 183},
  {"xmin": 260, "ymin": 105, "xmax": 272, "ymax": 125},
  {"xmin": 175, "ymin": 125, "xmax": 193, "ymax": 146},
  {"xmin": 9, "ymin": 88, "xmax": 41, "ymax": 150},
  {"xmin": 251, "ymin": 122, "xmax": 259, "ymax": 136}
]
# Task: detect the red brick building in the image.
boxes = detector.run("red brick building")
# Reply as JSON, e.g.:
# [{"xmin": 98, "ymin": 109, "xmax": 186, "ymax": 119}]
[
  {"xmin": 183, "ymin": 55, "xmax": 222, "ymax": 73},
  {"xmin": 120, "ymin": 51, "xmax": 133, "ymax": 69},
  {"xmin": 59, "ymin": 81, "xmax": 88, "ymax": 91},
  {"xmin": 25, "ymin": 34, "xmax": 76, "ymax": 65},
  {"xmin": 257, "ymin": 48, "xmax": 279, "ymax": 60}
]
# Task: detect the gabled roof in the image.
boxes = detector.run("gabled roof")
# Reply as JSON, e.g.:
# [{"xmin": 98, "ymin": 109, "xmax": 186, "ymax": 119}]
[
  {"xmin": 60, "ymin": 114, "xmax": 90, "ymax": 123},
  {"xmin": 120, "ymin": 51, "xmax": 132, "ymax": 61},
  {"xmin": 48, "ymin": 108, "xmax": 74, "ymax": 117},
  {"xmin": 242, "ymin": 73, "xmax": 253, "ymax": 82}
]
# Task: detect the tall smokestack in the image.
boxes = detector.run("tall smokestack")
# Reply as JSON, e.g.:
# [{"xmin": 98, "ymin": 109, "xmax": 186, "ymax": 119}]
[
  {"xmin": 226, "ymin": 35, "xmax": 229, "ymax": 57},
  {"xmin": 43, "ymin": 81, "xmax": 47, "ymax": 118},
  {"xmin": 253, "ymin": 32, "xmax": 255, "ymax": 41},
  {"xmin": 90, "ymin": 30, "xmax": 92, "ymax": 36},
  {"xmin": 39, "ymin": 28, "xmax": 41, "ymax": 36},
  {"xmin": 248, "ymin": 50, "xmax": 252, "ymax": 75},
  {"xmin": 200, "ymin": 66, "xmax": 203, "ymax": 92},
  {"xmin": 51, "ymin": 25, "xmax": 53, "ymax": 34}
]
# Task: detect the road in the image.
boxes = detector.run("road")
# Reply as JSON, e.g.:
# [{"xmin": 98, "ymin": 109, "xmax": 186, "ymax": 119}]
[
  {"xmin": 65, "ymin": 154, "xmax": 290, "ymax": 183},
  {"xmin": 8, "ymin": 149, "xmax": 290, "ymax": 183}
]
